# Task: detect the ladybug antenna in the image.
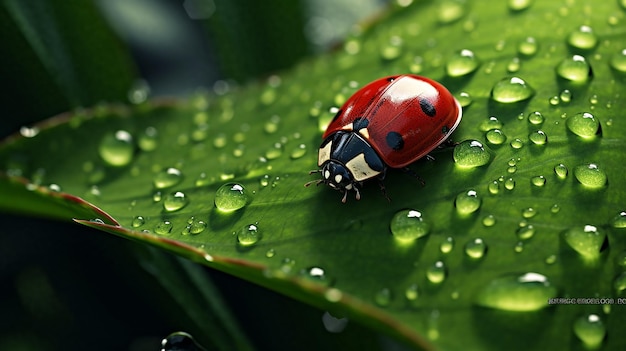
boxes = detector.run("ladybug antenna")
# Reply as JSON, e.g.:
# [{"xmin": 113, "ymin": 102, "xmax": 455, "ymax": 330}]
[{"xmin": 304, "ymin": 179, "xmax": 324, "ymax": 188}]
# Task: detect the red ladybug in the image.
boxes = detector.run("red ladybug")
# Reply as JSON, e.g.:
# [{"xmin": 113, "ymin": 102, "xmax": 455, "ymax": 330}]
[{"xmin": 306, "ymin": 75, "xmax": 462, "ymax": 203}]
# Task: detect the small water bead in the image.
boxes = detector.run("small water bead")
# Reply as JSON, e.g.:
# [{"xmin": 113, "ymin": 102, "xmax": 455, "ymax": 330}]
[
  {"xmin": 213, "ymin": 134, "xmax": 227, "ymax": 148},
  {"xmin": 506, "ymin": 57, "xmax": 521, "ymax": 73},
  {"xmin": 456, "ymin": 91, "xmax": 473, "ymax": 107},
  {"xmin": 438, "ymin": 0, "xmax": 466, "ymax": 24},
  {"xmin": 215, "ymin": 183, "xmax": 248, "ymax": 212},
  {"xmin": 479, "ymin": 116, "xmax": 503, "ymax": 132},
  {"xmin": 289, "ymin": 144, "xmax": 307, "ymax": 159},
  {"xmin": 453, "ymin": 140, "xmax": 491, "ymax": 168},
  {"xmin": 556, "ymin": 55, "xmax": 592, "ymax": 83},
  {"xmin": 549, "ymin": 95, "xmax": 560, "ymax": 106},
  {"xmin": 482, "ymin": 214, "xmax": 496, "ymax": 227},
  {"xmin": 566, "ymin": 112, "xmax": 601, "ymax": 138},
  {"xmin": 153, "ymin": 167, "xmax": 183, "ymax": 189},
  {"xmin": 531, "ymin": 175, "xmax": 546, "ymax": 187},
  {"xmin": 514, "ymin": 241, "xmax": 524, "ymax": 253},
  {"xmin": 610, "ymin": 49, "xmax": 626, "ymax": 73},
  {"xmin": 559, "ymin": 89, "xmax": 572, "ymax": 103},
  {"xmin": 529, "ymin": 130, "xmax": 547, "ymax": 145},
  {"xmin": 265, "ymin": 248, "xmax": 276, "ymax": 258},
  {"xmin": 612, "ymin": 211, "xmax": 626, "ymax": 228},
  {"xmin": 163, "ymin": 191, "xmax": 188, "ymax": 212},
  {"xmin": 490, "ymin": 77, "xmax": 534, "ymax": 103},
  {"xmin": 508, "ymin": 0, "xmax": 533, "ymax": 11},
  {"xmin": 138, "ymin": 126, "xmax": 158, "ymax": 151},
  {"xmin": 153, "ymin": 191, "xmax": 162, "ymax": 202},
  {"xmin": 259, "ymin": 175, "xmax": 270, "ymax": 187},
  {"xmin": 303, "ymin": 266, "xmax": 330, "ymax": 286},
  {"xmin": 464, "ymin": 238, "xmax": 487, "ymax": 259},
  {"xmin": 155, "ymin": 220, "xmax": 173, "ymax": 235},
  {"xmin": 554, "ymin": 163, "xmax": 568, "ymax": 179},
  {"xmin": 131, "ymin": 216, "xmax": 145, "ymax": 228},
  {"xmin": 550, "ymin": 204, "xmax": 561, "ymax": 214},
  {"xmin": 614, "ymin": 272, "xmax": 626, "ymax": 294},
  {"xmin": 485, "ymin": 129, "xmax": 506, "ymax": 145},
  {"xmin": 508, "ymin": 166, "xmax": 518, "ymax": 175},
  {"xmin": 573, "ymin": 314, "xmax": 606, "ymax": 349},
  {"xmin": 183, "ymin": 218, "xmax": 207, "ymax": 235},
  {"xmin": 405, "ymin": 284, "xmax": 420, "ymax": 305},
  {"xmin": 574, "ymin": 163, "xmax": 607, "ymax": 188},
  {"xmin": 545, "ymin": 254, "xmax": 557, "ymax": 265},
  {"xmin": 568, "ymin": 25, "xmax": 598, "ymax": 50},
  {"xmin": 440, "ymin": 237, "xmax": 455, "ymax": 254},
  {"xmin": 265, "ymin": 142, "xmax": 283, "ymax": 160},
  {"xmin": 237, "ymin": 223, "xmax": 260, "ymax": 246},
  {"xmin": 516, "ymin": 225, "xmax": 536, "ymax": 240},
  {"xmin": 380, "ymin": 36, "xmax": 403, "ymax": 61},
  {"xmin": 374, "ymin": 288, "xmax": 393, "ymax": 307},
  {"xmin": 426, "ymin": 261, "xmax": 447, "ymax": 284},
  {"xmin": 518, "ymin": 36, "xmax": 538, "ymax": 56},
  {"xmin": 522, "ymin": 207, "xmax": 537, "ymax": 218},
  {"xmin": 474, "ymin": 272, "xmax": 556, "ymax": 311},
  {"xmin": 127, "ymin": 79, "xmax": 150, "ymax": 104},
  {"xmin": 390, "ymin": 209, "xmax": 431, "ymax": 242},
  {"xmin": 446, "ymin": 49, "xmax": 479, "ymax": 77},
  {"xmin": 504, "ymin": 178, "xmax": 516, "ymax": 190},
  {"xmin": 510, "ymin": 138, "xmax": 524, "ymax": 149},
  {"xmin": 98, "ymin": 130, "xmax": 135, "ymax": 167},
  {"xmin": 488, "ymin": 180, "xmax": 500, "ymax": 194},
  {"xmin": 527, "ymin": 111, "xmax": 544, "ymax": 125},
  {"xmin": 563, "ymin": 225, "xmax": 606, "ymax": 259},
  {"xmin": 455, "ymin": 190, "xmax": 481, "ymax": 215}
]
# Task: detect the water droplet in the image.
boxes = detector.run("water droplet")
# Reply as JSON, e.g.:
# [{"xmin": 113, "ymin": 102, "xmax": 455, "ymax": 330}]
[
  {"xmin": 574, "ymin": 163, "xmax": 607, "ymax": 188},
  {"xmin": 488, "ymin": 180, "xmax": 500, "ymax": 194},
  {"xmin": 131, "ymin": 216, "xmax": 145, "ymax": 228},
  {"xmin": 573, "ymin": 314, "xmax": 606, "ymax": 349},
  {"xmin": 456, "ymin": 91, "xmax": 473, "ymax": 107},
  {"xmin": 453, "ymin": 140, "xmax": 491, "ymax": 168},
  {"xmin": 504, "ymin": 178, "xmax": 516, "ymax": 190},
  {"xmin": 522, "ymin": 207, "xmax": 537, "ymax": 218},
  {"xmin": 183, "ymin": 218, "xmax": 206, "ymax": 235},
  {"xmin": 549, "ymin": 95, "xmax": 560, "ymax": 106},
  {"xmin": 464, "ymin": 238, "xmax": 487, "ymax": 259},
  {"xmin": 550, "ymin": 204, "xmax": 561, "ymax": 214},
  {"xmin": 213, "ymin": 134, "xmax": 227, "ymax": 148},
  {"xmin": 516, "ymin": 225, "xmax": 536, "ymax": 240},
  {"xmin": 322, "ymin": 311, "xmax": 349, "ymax": 333},
  {"xmin": 303, "ymin": 266, "xmax": 329, "ymax": 285},
  {"xmin": 485, "ymin": 129, "xmax": 507, "ymax": 145},
  {"xmin": 237, "ymin": 223, "xmax": 260, "ymax": 246},
  {"xmin": 455, "ymin": 189, "xmax": 481, "ymax": 215},
  {"xmin": 560, "ymin": 89, "xmax": 572, "ymax": 103},
  {"xmin": 440, "ymin": 237, "xmax": 455, "ymax": 254},
  {"xmin": 438, "ymin": 0, "xmax": 466, "ymax": 23},
  {"xmin": 567, "ymin": 25, "xmax": 598, "ymax": 50},
  {"xmin": 490, "ymin": 77, "xmax": 534, "ymax": 103},
  {"xmin": 611, "ymin": 211, "xmax": 626, "ymax": 228},
  {"xmin": 610, "ymin": 49, "xmax": 626, "ymax": 73},
  {"xmin": 506, "ymin": 57, "xmax": 521, "ymax": 73},
  {"xmin": 531, "ymin": 175, "xmax": 546, "ymax": 187},
  {"xmin": 529, "ymin": 130, "xmax": 547, "ymax": 145},
  {"xmin": 138, "ymin": 126, "xmax": 158, "ymax": 151},
  {"xmin": 264, "ymin": 142, "xmax": 284, "ymax": 160},
  {"xmin": 514, "ymin": 241, "xmax": 524, "ymax": 253},
  {"xmin": 161, "ymin": 331, "xmax": 204, "ymax": 351},
  {"xmin": 405, "ymin": 284, "xmax": 420, "ymax": 304},
  {"xmin": 289, "ymin": 144, "xmax": 307, "ymax": 159},
  {"xmin": 479, "ymin": 116, "xmax": 503, "ymax": 131},
  {"xmin": 566, "ymin": 112, "xmax": 601, "ymax": 138},
  {"xmin": 518, "ymin": 36, "xmax": 538, "ymax": 56},
  {"xmin": 155, "ymin": 220, "xmax": 173, "ymax": 235},
  {"xmin": 390, "ymin": 209, "xmax": 431, "ymax": 242},
  {"xmin": 153, "ymin": 167, "xmax": 183, "ymax": 189},
  {"xmin": 426, "ymin": 261, "xmax": 447, "ymax": 284},
  {"xmin": 380, "ymin": 36, "xmax": 403, "ymax": 61},
  {"xmin": 474, "ymin": 272, "xmax": 556, "ymax": 311},
  {"xmin": 446, "ymin": 49, "xmax": 479, "ymax": 77},
  {"xmin": 554, "ymin": 163, "xmax": 569, "ymax": 179},
  {"xmin": 264, "ymin": 115, "xmax": 281, "ymax": 134},
  {"xmin": 614, "ymin": 272, "xmax": 626, "ymax": 294},
  {"xmin": 508, "ymin": 0, "xmax": 533, "ymax": 11},
  {"xmin": 563, "ymin": 225, "xmax": 606, "ymax": 259},
  {"xmin": 556, "ymin": 55, "xmax": 592, "ymax": 83},
  {"xmin": 482, "ymin": 214, "xmax": 496, "ymax": 227},
  {"xmin": 127, "ymin": 79, "xmax": 150, "ymax": 104},
  {"xmin": 545, "ymin": 254, "xmax": 557, "ymax": 265},
  {"xmin": 527, "ymin": 111, "xmax": 545, "ymax": 125},
  {"xmin": 163, "ymin": 191, "xmax": 188, "ymax": 212},
  {"xmin": 98, "ymin": 130, "xmax": 134, "ymax": 167},
  {"xmin": 374, "ymin": 287, "xmax": 392, "ymax": 307},
  {"xmin": 215, "ymin": 183, "xmax": 248, "ymax": 212}
]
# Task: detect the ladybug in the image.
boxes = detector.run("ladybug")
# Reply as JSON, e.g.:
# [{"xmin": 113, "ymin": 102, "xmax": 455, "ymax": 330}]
[{"xmin": 306, "ymin": 74, "xmax": 462, "ymax": 203}]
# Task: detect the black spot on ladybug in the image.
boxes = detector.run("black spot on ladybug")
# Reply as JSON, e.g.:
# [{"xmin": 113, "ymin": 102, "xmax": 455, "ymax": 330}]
[
  {"xmin": 442, "ymin": 125, "xmax": 450, "ymax": 134},
  {"xmin": 353, "ymin": 117, "xmax": 369, "ymax": 130},
  {"xmin": 386, "ymin": 131, "xmax": 404, "ymax": 150},
  {"xmin": 387, "ymin": 77, "xmax": 396, "ymax": 82},
  {"xmin": 331, "ymin": 109, "xmax": 343, "ymax": 122},
  {"xmin": 419, "ymin": 99, "xmax": 436, "ymax": 117}
]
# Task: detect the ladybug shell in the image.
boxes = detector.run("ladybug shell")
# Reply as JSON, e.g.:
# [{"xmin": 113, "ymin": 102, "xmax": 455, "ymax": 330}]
[{"xmin": 323, "ymin": 75, "xmax": 462, "ymax": 168}]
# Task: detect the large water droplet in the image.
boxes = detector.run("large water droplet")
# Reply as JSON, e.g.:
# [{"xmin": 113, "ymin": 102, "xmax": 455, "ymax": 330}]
[
  {"xmin": 574, "ymin": 163, "xmax": 607, "ymax": 188},
  {"xmin": 154, "ymin": 167, "xmax": 184, "ymax": 189},
  {"xmin": 98, "ymin": 130, "xmax": 134, "ymax": 167},
  {"xmin": 426, "ymin": 261, "xmax": 447, "ymax": 284},
  {"xmin": 563, "ymin": 225, "xmax": 606, "ymax": 259},
  {"xmin": 446, "ymin": 49, "xmax": 479, "ymax": 77},
  {"xmin": 464, "ymin": 238, "xmax": 487, "ymax": 259},
  {"xmin": 567, "ymin": 25, "xmax": 598, "ymax": 50},
  {"xmin": 554, "ymin": 163, "xmax": 569, "ymax": 179},
  {"xmin": 455, "ymin": 189, "xmax": 481, "ymax": 215},
  {"xmin": 490, "ymin": 77, "xmax": 534, "ymax": 103},
  {"xmin": 453, "ymin": 140, "xmax": 491, "ymax": 168},
  {"xmin": 556, "ymin": 55, "xmax": 592, "ymax": 83},
  {"xmin": 390, "ymin": 209, "xmax": 431, "ymax": 242},
  {"xmin": 527, "ymin": 111, "xmax": 544, "ymax": 125},
  {"xmin": 440, "ymin": 237, "xmax": 455, "ymax": 254},
  {"xmin": 163, "ymin": 191, "xmax": 188, "ymax": 212},
  {"xmin": 573, "ymin": 314, "xmax": 606, "ymax": 349},
  {"xmin": 529, "ymin": 130, "xmax": 547, "ymax": 145},
  {"xmin": 131, "ymin": 216, "xmax": 145, "ymax": 228},
  {"xmin": 508, "ymin": 0, "xmax": 533, "ymax": 11},
  {"xmin": 518, "ymin": 36, "xmax": 538, "ymax": 56},
  {"xmin": 155, "ymin": 220, "xmax": 173, "ymax": 235},
  {"xmin": 485, "ymin": 129, "xmax": 507, "ymax": 145},
  {"xmin": 610, "ymin": 49, "xmax": 626, "ymax": 73},
  {"xmin": 237, "ymin": 223, "xmax": 260, "ymax": 246},
  {"xmin": 475, "ymin": 272, "xmax": 556, "ymax": 311},
  {"xmin": 215, "ymin": 183, "xmax": 248, "ymax": 212},
  {"xmin": 566, "ymin": 112, "xmax": 601, "ymax": 138}
]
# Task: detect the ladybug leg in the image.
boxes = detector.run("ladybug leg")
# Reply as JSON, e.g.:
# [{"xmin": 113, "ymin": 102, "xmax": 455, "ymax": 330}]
[
  {"xmin": 376, "ymin": 178, "xmax": 392, "ymax": 202},
  {"xmin": 402, "ymin": 167, "xmax": 426, "ymax": 186}
]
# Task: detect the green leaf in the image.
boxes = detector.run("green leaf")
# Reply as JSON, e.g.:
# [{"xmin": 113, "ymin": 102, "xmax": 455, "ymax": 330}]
[{"xmin": 2, "ymin": 1, "xmax": 626, "ymax": 350}]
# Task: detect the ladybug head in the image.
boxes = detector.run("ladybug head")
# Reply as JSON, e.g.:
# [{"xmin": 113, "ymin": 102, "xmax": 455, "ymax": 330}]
[{"xmin": 305, "ymin": 161, "xmax": 361, "ymax": 203}]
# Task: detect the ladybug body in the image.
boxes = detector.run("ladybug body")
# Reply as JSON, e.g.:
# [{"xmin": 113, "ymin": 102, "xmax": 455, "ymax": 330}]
[{"xmin": 308, "ymin": 75, "xmax": 462, "ymax": 203}]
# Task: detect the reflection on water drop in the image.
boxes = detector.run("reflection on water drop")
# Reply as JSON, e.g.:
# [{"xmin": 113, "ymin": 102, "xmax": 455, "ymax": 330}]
[
  {"xmin": 490, "ymin": 77, "xmax": 534, "ymax": 103},
  {"xmin": 237, "ymin": 223, "xmax": 260, "ymax": 246},
  {"xmin": 390, "ymin": 209, "xmax": 431, "ymax": 242},
  {"xmin": 475, "ymin": 272, "xmax": 556, "ymax": 311},
  {"xmin": 215, "ymin": 183, "xmax": 248, "ymax": 212},
  {"xmin": 573, "ymin": 314, "xmax": 606, "ymax": 350},
  {"xmin": 98, "ymin": 130, "xmax": 134, "ymax": 167}
]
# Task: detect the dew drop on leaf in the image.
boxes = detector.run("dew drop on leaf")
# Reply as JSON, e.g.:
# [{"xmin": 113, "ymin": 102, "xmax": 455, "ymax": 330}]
[
  {"xmin": 554, "ymin": 163, "xmax": 569, "ymax": 179},
  {"xmin": 556, "ymin": 55, "xmax": 593, "ymax": 83},
  {"xmin": 153, "ymin": 167, "xmax": 183, "ymax": 189},
  {"xmin": 439, "ymin": 237, "xmax": 455, "ymax": 253},
  {"xmin": 611, "ymin": 211, "xmax": 626, "ymax": 228},
  {"xmin": 527, "ymin": 111, "xmax": 544, "ymax": 125},
  {"xmin": 426, "ymin": 261, "xmax": 447, "ymax": 284},
  {"xmin": 289, "ymin": 144, "xmax": 307, "ymax": 159},
  {"xmin": 490, "ymin": 77, "xmax": 534, "ymax": 103},
  {"xmin": 138, "ymin": 126, "xmax": 159, "ymax": 151},
  {"xmin": 98, "ymin": 130, "xmax": 134, "ymax": 167},
  {"xmin": 374, "ymin": 287, "xmax": 392, "ymax": 307},
  {"xmin": 474, "ymin": 272, "xmax": 556, "ymax": 311},
  {"xmin": 163, "ymin": 191, "xmax": 188, "ymax": 212},
  {"xmin": 482, "ymin": 214, "xmax": 496, "ymax": 227},
  {"xmin": 563, "ymin": 225, "xmax": 606, "ymax": 259},
  {"xmin": 155, "ymin": 220, "xmax": 173, "ymax": 235},
  {"xmin": 215, "ymin": 183, "xmax": 248, "ymax": 212},
  {"xmin": 485, "ymin": 129, "xmax": 506, "ymax": 145},
  {"xmin": 574, "ymin": 163, "xmax": 607, "ymax": 188},
  {"xmin": 518, "ymin": 36, "xmax": 538, "ymax": 56},
  {"xmin": 516, "ymin": 225, "xmax": 536, "ymax": 240},
  {"xmin": 567, "ymin": 25, "xmax": 598, "ymax": 50},
  {"xmin": 610, "ymin": 49, "xmax": 626, "ymax": 73},
  {"xmin": 508, "ymin": 0, "xmax": 533, "ymax": 11},
  {"xmin": 131, "ymin": 216, "xmax": 145, "ymax": 228},
  {"xmin": 573, "ymin": 314, "xmax": 606, "ymax": 350},
  {"xmin": 455, "ymin": 189, "xmax": 481, "ymax": 215},
  {"xmin": 566, "ymin": 112, "xmax": 601, "ymax": 138},
  {"xmin": 464, "ymin": 238, "xmax": 487, "ymax": 259},
  {"xmin": 453, "ymin": 140, "xmax": 491, "ymax": 168},
  {"xmin": 530, "ymin": 175, "xmax": 546, "ymax": 187},
  {"xmin": 161, "ymin": 331, "xmax": 204, "ymax": 351},
  {"xmin": 529, "ymin": 130, "xmax": 547, "ymax": 145},
  {"xmin": 446, "ymin": 49, "xmax": 480, "ymax": 77},
  {"xmin": 389, "ymin": 209, "xmax": 431, "ymax": 242},
  {"xmin": 479, "ymin": 116, "xmax": 503, "ymax": 131},
  {"xmin": 237, "ymin": 223, "xmax": 260, "ymax": 246}
]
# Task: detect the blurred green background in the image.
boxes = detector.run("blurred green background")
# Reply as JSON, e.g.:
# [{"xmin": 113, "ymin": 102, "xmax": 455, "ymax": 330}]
[{"xmin": 0, "ymin": 1, "xmax": 396, "ymax": 350}]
